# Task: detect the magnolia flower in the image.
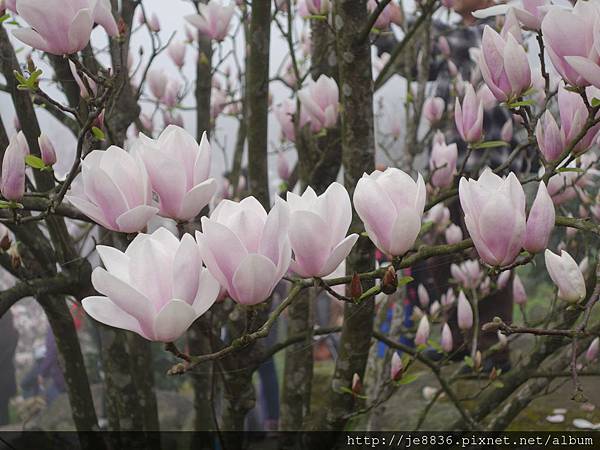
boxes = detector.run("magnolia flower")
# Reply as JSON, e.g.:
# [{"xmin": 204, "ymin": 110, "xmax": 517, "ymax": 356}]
[
  {"xmin": 147, "ymin": 12, "xmax": 161, "ymax": 32},
  {"xmin": 429, "ymin": 132, "xmax": 458, "ymax": 188},
  {"xmin": 66, "ymin": 146, "xmax": 158, "ymax": 233},
  {"xmin": 38, "ymin": 134, "xmax": 57, "ymax": 166},
  {"xmin": 423, "ymin": 97, "xmax": 445, "ymax": 124},
  {"xmin": 586, "ymin": 337, "xmax": 599, "ymax": 362},
  {"xmin": 479, "ymin": 25, "xmax": 531, "ymax": 102},
  {"xmin": 135, "ymin": 126, "xmax": 217, "ymax": 222},
  {"xmin": 545, "ymin": 249, "xmax": 586, "ymax": 303},
  {"xmin": 305, "ymin": 0, "xmax": 330, "ymax": 15},
  {"xmin": 415, "ymin": 316, "xmax": 430, "ymax": 346},
  {"xmin": 459, "ymin": 169, "xmax": 526, "ymax": 266},
  {"xmin": 367, "ymin": 0, "xmax": 402, "ymax": 29},
  {"xmin": 298, "ymin": 75, "xmax": 339, "ymax": 129},
  {"xmin": 273, "ymin": 99, "xmax": 315, "ymax": 142},
  {"xmin": 277, "ymin": 152, "xmax": 290, "ymax": 181},
  {"xmin": 390, "ymin": 352, "xmax": 403, "ymax": 381},
  {"xmin": 445, "ymin": 224, "xmax": 463, "ymax": 245},
  {"xmin": 455, "ymin": 83, "xmax": 484, "ymax": 143},
  {"xmin": 497, "ymin": 270, "xmax": 511, "ymax": 290},
  {"xmin": 535, "ymin": 111, "xmax": 564, "ymax": 162},
  {"xmin": 556, "ymin": 85, "xmax": 600, "ymax": 154},
  {"xmin": 513, "ymin": 274, "xmax": 527, "ymax": 305},
  {"xmin": 441, "ymin": 323, "xmax": 453, "ymax": 353},
  {"xmin": 69, "ymin": 60, "xmax": 97, "ymax": 99},
  {"xmin": 523, "ymin": 182, "xmax": 555, "ymax": 254},
  {"xmin": 441, "ymin": 287, "xmax": 456, "ymax": 307},
  {"xmin": 542, "ymin": 2, "xmax": 600, "ymax": 86},
  {"xmin": 185, "ymin": 0, "xmax": 235, "ymax": 42},
  {"xmin": 417, "ymin": 284, "xmax": 430, "ymax": 308},
  {"xmin": 287, "ymin": 183, "xmax": 358, "ymax": 278},
  {"xmin": 1, "ymin": 133, "xmax": 27, "ymax": 201},
  {"xmin": 168, "ymin": 41, "xmax": 187, "ymax": 69},
  {"xmin": 13, "ymin": 0, "xmax": 118, "ymax": 55},
  {"xmin": 82, "ymin": 228, "xmax": 220, "ymax": 342},
  {"xmin": 451, "ymin": 260, "xmax": 481, "ymax": 289},
  {"xmin": 457, "ymin": 291, "xmax": 473, "ymax": 330},
  {"xmin": 353, "ymin": 168, "xmax": 426, "ymax": 256},
  {"xmin": 196, "ymin": 197, "xmax": 291, "ymax": 305},
  {"xmin": 147, "ymin": 70, "xmax": 168, "ymax": 100}
]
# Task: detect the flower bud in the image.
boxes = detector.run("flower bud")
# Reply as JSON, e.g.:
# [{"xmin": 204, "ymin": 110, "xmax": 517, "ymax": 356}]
[
  {"xmin": 441, "ymin": 323, "xmax": 453, "ymax": 353},
  {"xmin": 417, "ymin": 284, "xmax": 430, "ymax": 308},
  {"xmin": 390, "ymin": 352, "xmax": 403, "ymax": 381},
  {"xmin": 350, "ymin": 273, "xmax": 363, "ymax": 299},
  {"xmin": 586, "ymin": 337, "xmax": 599, "ymax": 362},
  {"xmin": 415, "ymin": 315, "xmax": 430, "ymax": 346},
  {"xmin": 513, "ymin": 274, "xmax": 527, "ymax": 305},
  {"xmin": 445, "ymin": 224, "xmax": 463, "ymax": 244},
  {"xmin": 544, "ymin": 249, "xmax": 586, "ymax": 303},
  {"xmin": 1, "ymin": 132, "xmax": 27, "ymax": 201},
  {"xmin": 38, "ymin": 134, "xmax": 57, "ymax": 166},
  {"xmin": 381, "ymin": 265, "xmax": 398, "ymax": 295},
  {"xmin": 457, "ymin": 291, "xmax": 473, "ymax": 331},
  {"xmin": 351, "ymin": 373, "xmax": 362, "ymax": 395}
]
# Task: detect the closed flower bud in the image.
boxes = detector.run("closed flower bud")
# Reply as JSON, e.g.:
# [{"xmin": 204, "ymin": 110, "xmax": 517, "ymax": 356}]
[
  {"xmin": 415, "ymin": 315, "xmax": 430, "ymax": 346},
  {"xmin": 523, "ymin": 182, "xmax": 555, "ymax": 254},
  {"xmin": 457, "ymin": 291, "xmax": 473, "ymax": 331},
  {"xmin": 417, "ymin": 284, "xmax": 430, "ymax": 308},
  {"xmin": 351, "ymin": 373, "xmax": 362, "ymax": 395},
  {"xmin": 586, "ymin": 337, "xmax": 599, "ymax": 362},
  {"xmin": 512, "ymin": 274, "xmax": 527, "ymax": 305},
  {"xmin": 474, "ymin": 350, "xmax": 482, "ymax": 371},
  {"xmin": 350, "ymin": 272, "xmax": 363, "ymax": 299},
  {"xmin": 1, "ymin": 132, "xmax": 27, "ymax": 201},
  {"xmin": 544, "ymin": 249, "xmax": 586, "ymax": 303},
  {"xmin": 423, "ymin": 96, "xmax": 445, "ymax": 124},
  {"xmin": 441, "ymin": 323, "xmax": 453, "ymax": 353},
  {"xmin": 445, "ymin": 224, "xmax": 463, "ymax": 245},
  {"xmin": 38, "ymin": 134, "xmax": 57, "ymax": 166},
  {"xmin": 381, "ymin": 265, "xmax": 398, "ymax": 295},
  {"xmin": 390, "ymin": 352, "xmax": 403, "ymax": 381},
  {"xmin": 455, "ymin": 83, "xmax": 484, "ymax": 143}
]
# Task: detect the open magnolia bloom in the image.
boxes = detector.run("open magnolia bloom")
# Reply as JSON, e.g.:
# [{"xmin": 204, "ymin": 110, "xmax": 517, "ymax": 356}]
[
  {"xmin": 82, "ymin": 228, "xmax": 220, "ymax": 342},
  {"xmin": 545, "ymin": 249, "xmax": 587, "ymax": 303},
  {"xmin": 286, "ymin": 182, "xmax": 358, "ymax": 278},
  {"xmin": 66, "ymin": 146, "xmax": 159, "ymax": 233},
  {"xmin": 13, "ymin": 0, "xmax": 118, "ymax": 55},
  {"xmin": 135, "ymin": 126, "xmax": 217, "ymax": 222},
  {"xmin": 196, "ymin": 197, "xmax": 291, "ymax": 306}
]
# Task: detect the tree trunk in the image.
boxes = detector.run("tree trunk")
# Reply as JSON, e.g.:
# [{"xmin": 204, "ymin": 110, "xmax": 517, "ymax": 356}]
[
  {"xmin": 246, "ymin": 0, "xmax": 272, "ymax": 207},
  {"xmin": 323, "ymin": 0, "xmax": 376, "ymax": 433}
]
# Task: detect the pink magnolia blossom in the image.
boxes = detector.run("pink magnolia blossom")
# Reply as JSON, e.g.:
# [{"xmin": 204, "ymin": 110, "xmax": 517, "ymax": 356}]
[
  {"xmin": 541, "ymin": 2, "xmax": 600, "ymax": 86},
  {"xmin": 66, "ymin": 146, "xmax": 158, "ymax": 233},
  {"xmin": 451, "ymin": 259, "xmax": 481, "ymax": 289},
  {"xmin": 415, "ymin": 316, "xmax": 430, "ymax": 346},
  {"xmin": 168, "ymin": 41, "xmax": 187, "ymax": 69},
  {"xmin": 423, "ymin": 96, "xmax": 445, "ymax": 124},
  {"xmin": 523, "ymin": 182, "xmax": 555, "ymax": 254},
  {"xmin": 586, "ymin": 337, "xmax": 599, "ymax": 362},
  {"xmin": 429, "ymin": 131, "xmax": 458, "ymax": 188},
  {"xmin": 147, "ymin": 13, "xmax": 161, "ymax": 32},
  {"xmin": 457, "ymin": 291, "xmax": 473, "ymax": 330},
  {"xmin": 479, "ymin": 25, "xmax": 531, "ymax": 102},
  {"xmin": 13, "ymin": 0, "xmax": 118, "ymax": 55},
  {"xmin": 305, "ymin": 0, "xmax": 330, "ymax": 15},
  {"xmin": 82, "ymin": 228, "xmax": 220, "ymax": 342},
  {"xmin": 1, "ymin": 132, "xmax": 27, "ymax": 201},
  {"xmin": 38, "ymin": 134, "xmax": 57, "ymax": 166},
  {"xmin": 441, "ymin": 323, "xmax": 453, "ymax": 353},
  {"xmin": 513, "ymin": 274, "xmax": 527, "ymax": 305},
  {"xmin": 136, "ymin": 126, "xmax": 216, "ymax": 222},
  {"xmin": 298, "ymin": 75, "xmax": 339, "ymax": 129},
  {"xmin": 287, "ymin": 183, "xmax": 358, "ymax": 278},
  {"xmin": 273, "ymin": 99, "xmax": 316, "ymax": 142},
  {"xmin": 353, "ymin": 168, "xmax": 426, "ymax": 256},
  {"xmin": 445, "ymin": 224, "xmax": 463, "ymax": 245},
  {"xmin": 185, "ymin": 0, "xmax": 235, "ymax": 42},
  {"xmin": 417, "ymin": 284, "xmax": 430, "ymax": 308},
  {"xmin": 147, "ymin": 70, "xmax": 168, "ymax": 100},
  {"xmin": 556, "ymin": 85, "xmax": 600, "ymax": 154},
  {"xmin": 545, "ymin": 249, "xmax": 586, "ymax": 303},
  {"xmin": 535, "ymin": 111, "xmax": 565, "ymax": 162},
  {"xmin": 367, "ymin": 0, "xmax": 402, "ymax": 30},
  {"xmin": 276, "ymin": 152, "xmax": 290, "ymax": 181},
  {"xmin": 390, "ymin": 352, "xmax": 403, "ymax": 381},
  {"xmin": 196, "ymin": 197, "xmax": 291, "ymax": 305},
  {"xmin": 69, "ymin": 60, "xmax": 97, "ymax": 99},
  {"xmin": 455, "ymin": 83, "xmax": 484, "ymax": 143}
]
